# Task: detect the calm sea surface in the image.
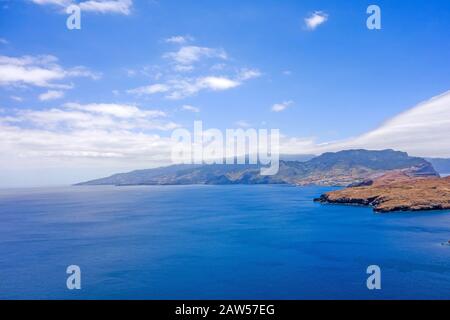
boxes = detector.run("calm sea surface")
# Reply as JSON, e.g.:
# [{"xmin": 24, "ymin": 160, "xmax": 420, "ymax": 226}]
[{"xmin": 0, "ymin": 185, "xmax": 449, "ymax": 299}]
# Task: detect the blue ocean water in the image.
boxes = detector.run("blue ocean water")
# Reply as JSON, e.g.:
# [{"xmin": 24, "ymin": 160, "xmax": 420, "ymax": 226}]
[{"xmin": 0, "ymin": 185, "xmax": 449, "ymax": 300}]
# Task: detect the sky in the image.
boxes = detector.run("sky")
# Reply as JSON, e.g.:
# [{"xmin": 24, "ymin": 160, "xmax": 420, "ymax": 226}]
[{"xmin": 0, "ymin": 0, "xmax": 449, "ymax": 187}]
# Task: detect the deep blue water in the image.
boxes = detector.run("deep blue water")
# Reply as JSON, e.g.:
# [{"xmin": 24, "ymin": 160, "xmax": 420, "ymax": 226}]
[{"xmin": 0, "ymin": 185, "xmax": 449, "ymax": 300}]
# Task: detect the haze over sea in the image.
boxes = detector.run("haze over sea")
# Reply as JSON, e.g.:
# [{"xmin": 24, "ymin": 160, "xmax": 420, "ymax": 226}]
[{"xmin": 0, "ymin": 185, "xmax": 449, "ymax": 300}]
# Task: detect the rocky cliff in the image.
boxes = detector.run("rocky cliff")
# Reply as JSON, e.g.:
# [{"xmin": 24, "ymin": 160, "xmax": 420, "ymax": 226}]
[{"xmin": 315, "ymin": 172, "xmax": 450, "ymax": 213}]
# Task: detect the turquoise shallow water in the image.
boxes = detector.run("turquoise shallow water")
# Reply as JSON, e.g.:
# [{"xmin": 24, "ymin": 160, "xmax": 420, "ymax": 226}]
[{"xmin": 0, "ymin": 185, "xmax": 449, "ymax": 299}]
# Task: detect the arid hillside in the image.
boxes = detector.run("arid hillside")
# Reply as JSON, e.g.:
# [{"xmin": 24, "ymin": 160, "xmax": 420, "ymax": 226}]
[{"xmin": 315, "ymin": 172, "xmax": 450, "ymax": 213}]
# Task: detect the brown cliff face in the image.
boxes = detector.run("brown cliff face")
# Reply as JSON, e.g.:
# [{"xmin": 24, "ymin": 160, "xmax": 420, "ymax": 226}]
[{"xmin": 315, "ymin": 172, "xmax": 450, "ymax": 213}]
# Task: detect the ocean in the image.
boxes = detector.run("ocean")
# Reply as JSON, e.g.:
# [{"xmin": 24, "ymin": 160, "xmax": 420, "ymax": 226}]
[{"xmin": 0, "ymin": 185, "xmax": 449, "ymax": 300}]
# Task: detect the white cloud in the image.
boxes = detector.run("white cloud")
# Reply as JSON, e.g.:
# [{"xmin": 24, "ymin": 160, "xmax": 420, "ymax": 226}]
[
  {"xmin": 197, "ymin": 76, "xmax": 240, "ymax": 91},
  {"xmin": 39, "ymin": 90, "xmax": 65, "ymax": 101},
  {"xmin": 0, "ymin": 101, "xmax": 179, "ymax": 186},
  {"xmin": 237, "ymin": 69, "xmax": 262, "ymax": 81},
  {"xmin": 173, "ymin": 64, "xmax": 194, "ymax": 72},
  {"xmin": 127, "ymin": 83, "xmax": 170, "ymax": 96},
  {"xmin": 10, "ymin": 96, "xmax": 24, "ymax": 102},
  {"xmin": 164, "ymin": 46, "xmax": 227, "ymax": 70},
  {"xmin": 276, "ymin": 90, "xmax": 450, "ymax": 158},
  {"xmin": 0, "ymin": 122, "xmax": 176, "ymax": 184},
  {"xmin": 165, "ymin": 35, "xmax": 193, "ymax": 44},
  {"xmin": 166, "ymin": 76, "xmax": 240, "ymax": 99},
  {"xmin": 65, "ymin": 102, "xmax": 166, "ymax": 119},
  {"xmin": 66, "ymin": 66, "xmax": 101, "ymax": 80},
  {"xmin": 272, "ymin": 100, "xmax": 293, "ymax": 112},
  {"xmin": 304, "ymin": 11, "xmax": 328, "ymax": 30},
  {"xmin": 127, "ymin": 41, "xmax": 260, "ymax": 98},
  {"xmin": 0, "ymin": 55, "xmax": 65, "ymax": 87},
  {"xmin": 30, "ymin": 0, "xmax": 133, "ymax": 15},
  {"xmin": 181, "ymin": 105, "xmax": 200, "ymax": 113},
  {"xmin": 317, "ymin": 90, "xmax": 450, "ymax": 158},
  {"xmin": 31, "ymin": 0, "xmax": 71, "ymax": 5},
  {"xmin": 79, "ymin": 0, "xmax": 133, "ymax": 15},
  {"xmin": 10, "ymin": 102, "xmax": 172, "ymax": 130},
  {"xmin": 0, "ymin": 122, "xmax": 172, "ymax": 160},
  {"xmin": 128, "ymin": 69, "xmax": 260, "ymax": 100},
  {"xmin": 0, "ymin": 54, "xmax": 99, "ymax": 88},
  {"xmin": 125, "ymin": 68, "xmax": 137, "ymax": 77},
  {"xmin": 210, "ymin": 63, "xmax": 226, "ymax": 71}
]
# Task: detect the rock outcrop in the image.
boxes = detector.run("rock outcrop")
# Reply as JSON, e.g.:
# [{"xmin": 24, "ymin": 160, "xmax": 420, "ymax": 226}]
[{"xmin": 315, "ymin": 172, "xmax": 450, "ymax": 213}]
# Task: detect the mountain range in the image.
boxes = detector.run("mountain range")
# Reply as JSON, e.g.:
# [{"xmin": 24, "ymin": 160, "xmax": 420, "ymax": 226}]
[{"xmin": 77, "ymin": 149, "xmax": 439, "ymax": 187}]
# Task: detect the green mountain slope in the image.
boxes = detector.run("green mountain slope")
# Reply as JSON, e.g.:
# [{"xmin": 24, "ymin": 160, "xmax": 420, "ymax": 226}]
[{"xmin": 77, "ymin": 149, "xmax": 438, "ymax": 187}]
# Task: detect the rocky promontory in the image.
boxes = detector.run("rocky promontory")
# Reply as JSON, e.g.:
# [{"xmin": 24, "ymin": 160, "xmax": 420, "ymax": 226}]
[{"xmin": 315, "ymin": 172, "xmax": 450, "ymax": 213}]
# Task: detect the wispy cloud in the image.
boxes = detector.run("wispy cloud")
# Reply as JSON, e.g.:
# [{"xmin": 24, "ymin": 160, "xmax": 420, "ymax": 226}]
[
  {"xmin": 0, "ymin": 54, "xmax": 100, "ymax": 88},
  {"xmin": 304, "ymin": 11, "xmax": 328, "ymax": 30},
  {"xmin": 276, "ymin": 90, "xmax": 450, "ymax": 158},
  {"xmin": 165, "ymin": 46, "xmax": 227, "ymax": 65},
  {"xmin": 10, "ymin": 96, "xmax": 24, "ymax": 102},
  {"xmin": 30, "ymin": 0, "xmax": 72, "ymax": 5},
  {"xmin": 30, "ymin": 0, "xmax": 133, "ymax": 15},
  {"xmin": 165, "ymin": 35, "xmax": 194, "ymax": 45},
  {"xmin": 64, "ymin": 102, "xmax": 167, "ymax": 119},
  {"xmin": 128, "ymin": 68, "xmax": 261, "ymax": 100},
  {"xmin": 79, "ymin": 0, "xmax": 133, "ymax": 15},
  {"xmin": 0, "ymin": 101, "xmax": 179, "ymax": 181},
  {"xmin": 127, "ymin": 83, "xmax": 170, "ymax": 96},
  {"xmin": 164, "ymin": 45, "xmax": 228, "ymax": 72},
  {"xmin": 39, "ymin": 90, "xmax": 65, "ymax": 101},
  {"xmin": 181, "ymin": 105, "xmax": 200, "ymax": 113},
  {"xmin": 318, "ymin": 91, "xmax": 450, "ymax": 158},
  {"xmin": 125, "ymin": 39, "xmax": 261, "ymax": 99},
  {"xmin": 5, "ymin": 103, "xmax": 171, "ymax": 130},
  {"xmin": 0, "ymin": 38, "xmax": 8, "ymax": 45},
  {"xmin": 272, "ymin": 100, "xmax": 293, "ymax": 112},
  {"xmin": 237, "ymin": 69, "xmax": 262, "ymax": 81},
  {"xmin": 164, "ymin": 76, "xmax": 242, "ymax": 100}
]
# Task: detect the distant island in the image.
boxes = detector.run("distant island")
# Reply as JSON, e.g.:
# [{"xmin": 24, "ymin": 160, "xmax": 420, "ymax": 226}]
[
  {"xmin": 77, "ymin": 149, "xmax": 450, "ymax": 213},
  {"xmin": 77, "ymin": 149, "xmax": 438, "ymax": 187}
]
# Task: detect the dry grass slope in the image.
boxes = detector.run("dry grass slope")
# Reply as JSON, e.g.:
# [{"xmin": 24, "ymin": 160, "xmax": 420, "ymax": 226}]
[{"xmin": 315, "ymin": 172, "xmax": 450, "ymax": 213}]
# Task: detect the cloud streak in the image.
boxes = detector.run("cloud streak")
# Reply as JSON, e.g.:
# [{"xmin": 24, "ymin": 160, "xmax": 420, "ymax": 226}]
[
  {"xmin": 281, "ymin": 91, "xmax": 450, "ymax": 158},
  {"xmin": 0, "ymin": 54, "xmax": 99, "ymax": 88},
  {"xmin": 79, "ymin": 0, "xmax": 133, "ymax": 15},
  {"xmin": 39, "ymin": 90, "xmax": 65, "ymax": 101},
  {"xmin": 132, "ymin": 76, "xmax": 236, "ymax": 99},
  {"xmin": 164, "ymin": 46, "xmax": 227, "ymax": 65},
  {"xmin": 128, "ymin": 69, "xmax": 261, "ymax": 100},
  {"xmin": 165, "ymin": 35, "xmax": 194, "ymax": 45},
  {"xmin": 30, "ymin": 0, "xmax": 133, "ymax": 15},
  {"xmin": 181, "ymin": 105, "xmax": 200, "ymax": 113},
  {"xmin": 318, "ymin": 90, "xmax": 450, "ymax": 158}
]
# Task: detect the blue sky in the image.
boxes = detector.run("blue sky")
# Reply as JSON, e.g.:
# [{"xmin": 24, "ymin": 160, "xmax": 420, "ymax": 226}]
[{"xmin": 0, "ymin": 0, "xmax": 449, "ymax": 186}]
